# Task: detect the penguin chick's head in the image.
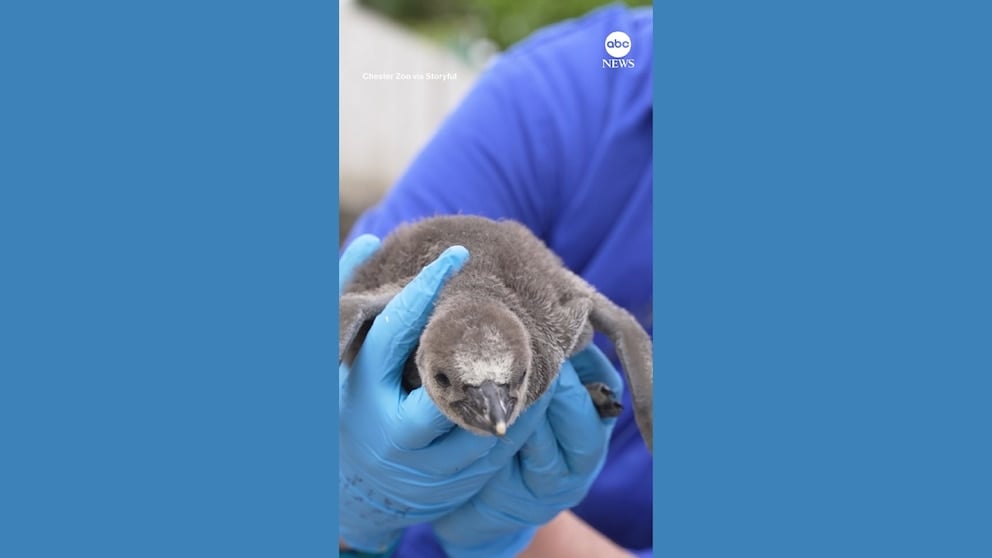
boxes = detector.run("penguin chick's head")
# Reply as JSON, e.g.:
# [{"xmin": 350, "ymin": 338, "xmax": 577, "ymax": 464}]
[{"xmin": 416, "ymin": 298, "xmax": 532, "ymax": 437}]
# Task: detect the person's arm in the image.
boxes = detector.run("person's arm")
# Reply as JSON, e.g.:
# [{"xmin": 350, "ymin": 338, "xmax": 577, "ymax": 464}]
[{"xmin": 518, "ymin": 512, "xmax": 635, "ymax": 558}]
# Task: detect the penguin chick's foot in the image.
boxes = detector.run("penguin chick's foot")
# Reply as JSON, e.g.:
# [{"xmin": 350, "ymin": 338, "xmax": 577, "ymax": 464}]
[{"xmin": 585, "ymin": 382, "xmax": 623, "ymax": 418}]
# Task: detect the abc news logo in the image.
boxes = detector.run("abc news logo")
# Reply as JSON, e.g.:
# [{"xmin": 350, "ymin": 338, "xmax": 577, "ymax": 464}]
[{"xmin": 603, "ymin": 31, "xmax": 634, "ymax": 69}]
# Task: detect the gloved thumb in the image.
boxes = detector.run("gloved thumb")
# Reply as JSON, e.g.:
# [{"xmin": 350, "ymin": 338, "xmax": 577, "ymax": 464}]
[
  {"xmin": 392, "ymin": 387, "xmax": 457, "ymax": 449},
  {"xmin": 361, "ymin": 245, "xmax": 469, "ymax": 391},
  {"xmin": 338, "ymin": 234, "xmax": 381, "ymax": 296}
]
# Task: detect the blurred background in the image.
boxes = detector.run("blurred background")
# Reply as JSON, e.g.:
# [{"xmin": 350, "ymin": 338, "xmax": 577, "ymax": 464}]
[{"xmin": 339, "ymin": 0, "xmax": 651, "ymax": 241}]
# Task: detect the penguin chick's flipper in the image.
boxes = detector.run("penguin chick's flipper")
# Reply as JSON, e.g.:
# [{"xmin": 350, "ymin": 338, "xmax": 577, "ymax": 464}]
[
  {"xmin": 586, "ymin": 382, "xmax": 623, "ymax": 418},
  {"xmin": 587, "ymin": 291, "xmax": 654, "ymax": 453},
  {"xmin": 338, "ymin": 286, "xmax": 401, "ymax": 365}
]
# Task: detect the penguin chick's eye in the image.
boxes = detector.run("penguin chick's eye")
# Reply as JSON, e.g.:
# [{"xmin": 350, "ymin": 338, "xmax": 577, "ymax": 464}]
[{"xmin": 434, "ymin": 372, "xmax": 451, "ymax": 388}]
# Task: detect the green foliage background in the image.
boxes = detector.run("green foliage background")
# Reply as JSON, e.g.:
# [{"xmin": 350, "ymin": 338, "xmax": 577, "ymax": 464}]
[{"xmin": 357, "ymin": 0, "xmax": 651, "ymax": 51}]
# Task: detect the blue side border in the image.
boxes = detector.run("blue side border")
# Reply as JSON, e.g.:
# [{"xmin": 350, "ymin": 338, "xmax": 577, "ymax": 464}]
[
  {"xmin": 0, "ymin": 1, "xmax": 340, "ymax": 556},
  {"xmin": 654, "ymin": 1, "xmax": 991, "ymax": 556}
]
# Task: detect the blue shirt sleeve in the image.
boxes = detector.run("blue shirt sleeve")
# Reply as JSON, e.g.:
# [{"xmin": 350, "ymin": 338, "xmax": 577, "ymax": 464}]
[{"xmin": 343, "ymin": 5, "xmax": 654, "ymax": 556}]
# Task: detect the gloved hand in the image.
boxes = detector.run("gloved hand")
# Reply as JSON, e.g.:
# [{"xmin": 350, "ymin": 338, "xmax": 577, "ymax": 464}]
[
  {"xmin": 337, "ymin": 234, "xmax": 556, "ymax": 554},
  {"xmin": 432, "ymin": 344, "xmax": 623, "ymax": 558}
]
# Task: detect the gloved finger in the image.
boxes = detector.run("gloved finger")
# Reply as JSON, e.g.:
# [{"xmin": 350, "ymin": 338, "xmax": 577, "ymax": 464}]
[
  {"xmin": 358, "ymin": 245, "xmax": 470, "ymax": 389},
  {"xmin": 435, "ymin": 476, "xmax": 537, "ymax": 556},
  {"xmin": 517, "ymin": 374, "xmax": 568, "ymax": 485},
  {"xmin": 518, "ymin": 419, "xmax": 569, "ymax": 495},
  {"xmin": 423, "ymin": 426, "xmax": 500, "ymax": 476},
  {"xmin": 438, "ymin": 384, "xmax": 556, "ymax": 477},
  {"xmin": 392, "ymin": 387, "xmax": 457, "ymax": 450},
  {"xmin": 481, "ymin": 381, "xmax": 557, "ymax": 466},
  {"xmin": 547, "ymin": 361, "xmax": 611, "ymax": 475},
  {"xmin": 569, "ymin": 343, "xmax": 624, "ymax": 397},
  {"xmin": 338, "ymin": 234, "xmax": 381, "ymax": 296}
]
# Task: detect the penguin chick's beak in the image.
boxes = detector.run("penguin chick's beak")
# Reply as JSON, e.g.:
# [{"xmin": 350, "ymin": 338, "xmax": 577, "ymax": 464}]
[{"xmin": 465, "ymin": 380, "xmax": 515, "ymax": 437}]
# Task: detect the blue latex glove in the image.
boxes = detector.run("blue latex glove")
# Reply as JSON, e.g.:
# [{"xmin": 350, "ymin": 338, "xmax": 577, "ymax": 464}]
[
  {"xmin": 338, "ymin": 235, "xmax": 556, "ymax": 553},
  {"xmin": 432, "ymin": 344, "xmax": 623, "ymax": 558}
]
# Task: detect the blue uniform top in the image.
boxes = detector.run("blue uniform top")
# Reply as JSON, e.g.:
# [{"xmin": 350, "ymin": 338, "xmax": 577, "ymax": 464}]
[{"xmin": 345, "ymin": 5, "xmax": 653, "ymax": 556}]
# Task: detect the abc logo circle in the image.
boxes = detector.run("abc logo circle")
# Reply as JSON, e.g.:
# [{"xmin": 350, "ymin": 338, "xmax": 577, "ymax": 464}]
[{"xmin": 604, "ymin": 31, "xmax": 632, "ymax": 58}]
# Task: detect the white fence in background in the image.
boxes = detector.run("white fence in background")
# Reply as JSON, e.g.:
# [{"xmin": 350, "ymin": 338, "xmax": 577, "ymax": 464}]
[{"xmin": 339, "ymin": 0, "xmax": 483, "ymax": 214}]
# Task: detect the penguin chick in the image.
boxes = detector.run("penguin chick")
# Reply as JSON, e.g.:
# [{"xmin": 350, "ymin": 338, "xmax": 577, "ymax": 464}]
[{"xmin": 340, "ymin": 215, "xmax": 653, "ymax": 452}]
